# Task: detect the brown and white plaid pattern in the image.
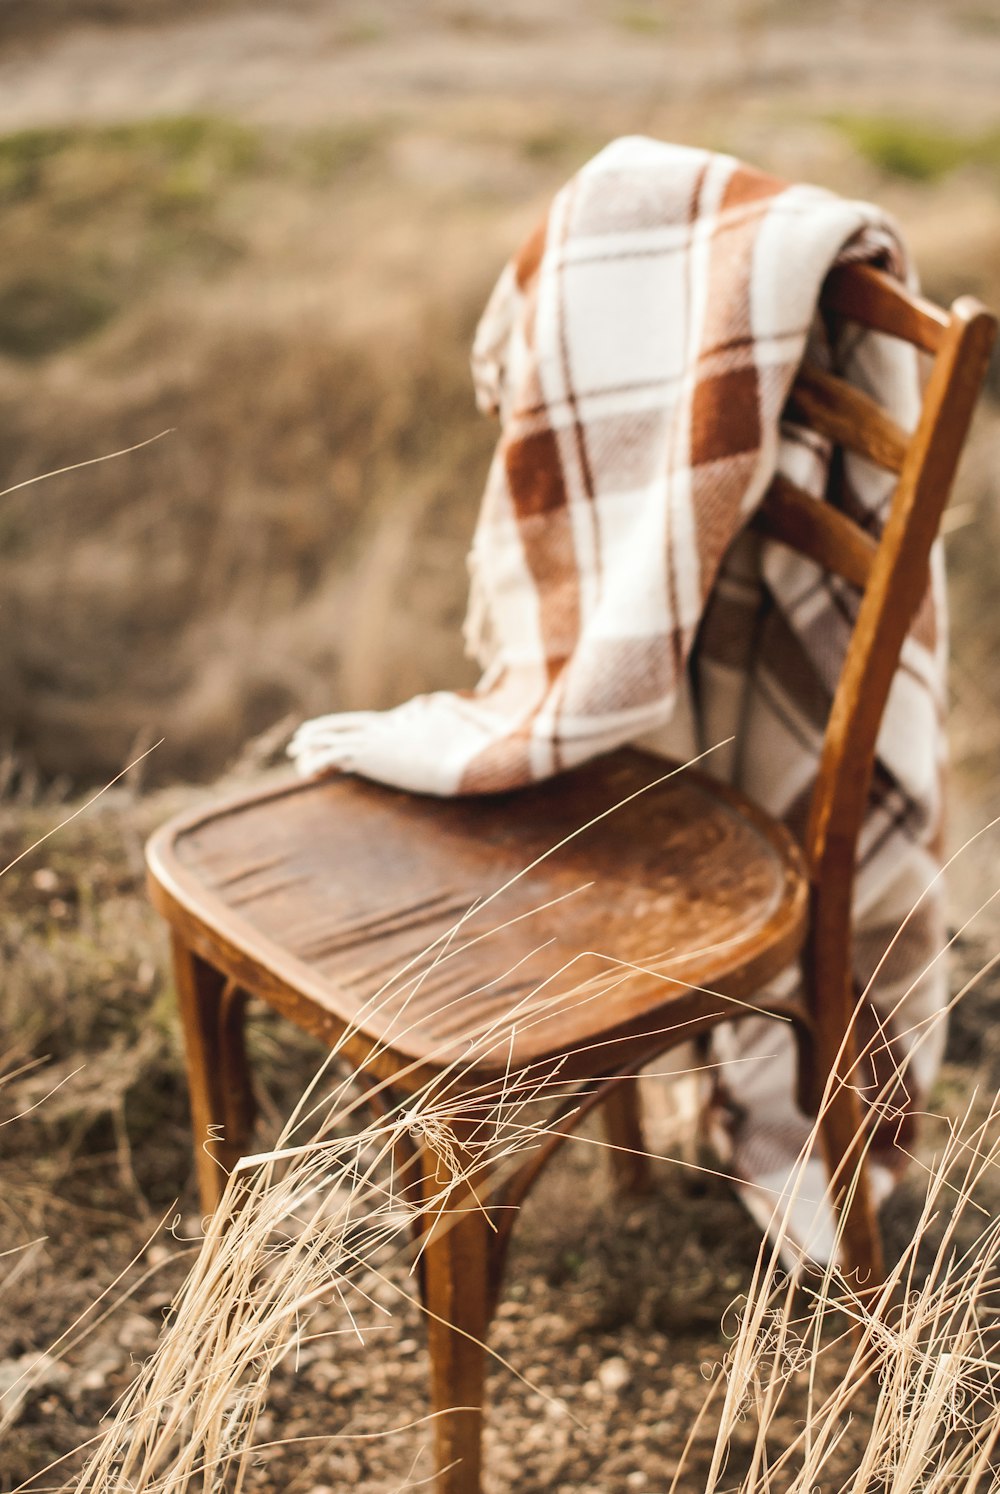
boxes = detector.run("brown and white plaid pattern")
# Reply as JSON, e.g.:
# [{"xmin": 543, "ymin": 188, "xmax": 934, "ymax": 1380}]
[{"xmin": 291, "ymin": 138, "xmax": 948, "ymax": 1261}]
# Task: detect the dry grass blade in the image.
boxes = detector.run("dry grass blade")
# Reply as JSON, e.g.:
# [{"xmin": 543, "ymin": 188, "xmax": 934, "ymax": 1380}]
[
  {"xmin": 51, "ymin": 1056, "xmax": 572, "ymax": 1493},
  {"xmin": 9, "ymin": 774, "xmax": 996, "ymax": 1493},
  {"xmin": 0, "ymin": 741, "xmax": 162, "ymax": 880},
  {"xmin": 695, "ymin": 1067, "xmax": 1000, "ymax": 1494},
  {"xmin": 0, "ymin": 431, "xmax": 175, "ymax": 502}
]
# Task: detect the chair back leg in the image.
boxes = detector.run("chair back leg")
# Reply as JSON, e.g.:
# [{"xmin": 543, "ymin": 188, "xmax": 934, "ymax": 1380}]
[
  {"xmin": 817, "ymin": 1076, "xmax": 885, "ymax": 1286},
  {"xmin": 602, "ymin": 1079, "xmax": 654, "ymax": 1194},
  {"xmin": 218, "ymin": 982, "xmax": 257, "ymax": 1157}
]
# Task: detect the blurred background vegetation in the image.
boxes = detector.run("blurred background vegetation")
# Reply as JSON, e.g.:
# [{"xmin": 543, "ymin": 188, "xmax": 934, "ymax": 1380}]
[{"xmin": 1, "ymin": 0, "xmax": 998, "ymax": 819}]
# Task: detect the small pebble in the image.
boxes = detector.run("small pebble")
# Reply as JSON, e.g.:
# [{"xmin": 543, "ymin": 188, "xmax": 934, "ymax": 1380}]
[
  {"xmin": 119, "ymin": 1313, "xmax": 154, "ymax": 1351},
  {"xmin": 80, "ymin": 1354, "xmax": 123, "ymax": 1392},
  {"xmin": 597, "ymin": 1355, "xmax": 632, "ymax": 1394}
]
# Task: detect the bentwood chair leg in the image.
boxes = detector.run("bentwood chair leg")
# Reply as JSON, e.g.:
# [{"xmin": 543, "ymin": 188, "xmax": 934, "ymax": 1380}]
[
  {"xmin": 818, "ymin": 1078, "xmax": 885, "ymax": 1287},
  {"xmin": 170, "ymin": 932, "xmax": 249, "ymax": 1215},
  {"xmin": 218, "ymin": 982, "xmax": 256, "ymax": 1163},
  {"xmin": 602, "ymin": 1079, "xmax": 653, "ymax": 1194},
  {"xmin": 419, "ymin": 1145, "xmax": 494, "ymax": 1494}
]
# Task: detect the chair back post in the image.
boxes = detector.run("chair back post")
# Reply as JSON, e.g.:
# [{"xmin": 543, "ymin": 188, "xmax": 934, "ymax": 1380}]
[{"xmin": 802, "ymin": 290, "xmax": 997, "ymax": 1108}]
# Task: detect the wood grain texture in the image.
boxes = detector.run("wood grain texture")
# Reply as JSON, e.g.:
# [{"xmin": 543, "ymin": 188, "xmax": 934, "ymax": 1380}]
[
  {"xmin": 170, "ymin": 936, "xmax": 244, "ymax": 1213},
  {"xmin": 822, "ymin": 263, "xmax": 949, "ymax": 353},
  {"xmin": 786, "ymin": 363, "xmax": 909, "ymax": 472},
  {"xmin": 801, "ymin": 292, "xmax": 996, "ymax": 1281},
  {"xmin": 756, "ymin": 473, "xmax": 878, "ymax": 590},
  {"xmin": 149, "ymin": 749, "xmax": 809, "ymax": 1082},
  {"xmin": 418, "ymin": 1127, "xmax": 493, "ymax": 1494}
]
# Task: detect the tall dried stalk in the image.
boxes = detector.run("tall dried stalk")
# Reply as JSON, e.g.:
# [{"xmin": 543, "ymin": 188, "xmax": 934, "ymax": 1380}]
[
  {"xmin": 54, "ymin": 1050, "xmax": 577, "ymax": 1492},
  {"xmin": 55, "ymin": 958, "xmax": 1000, "ymax": 1494},
  {"xmin": 692, "ymin": 912, "xmax": 1000, "ymax": 1494},
  {"xmin": 696, "ymin": 1091, "xmax": 1000, "ymax": 1494}
]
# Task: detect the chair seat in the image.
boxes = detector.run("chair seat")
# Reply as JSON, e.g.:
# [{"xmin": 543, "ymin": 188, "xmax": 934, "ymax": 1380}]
[{"xmin": 146, "ymin": 749, "xmax": 809, "ymax": 1082}]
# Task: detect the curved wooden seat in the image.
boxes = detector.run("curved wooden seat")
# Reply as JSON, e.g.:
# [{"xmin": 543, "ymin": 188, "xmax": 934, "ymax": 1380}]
[{"xmin": 147, "ymin": 749, "xmax": 809, "ymax": 1084}]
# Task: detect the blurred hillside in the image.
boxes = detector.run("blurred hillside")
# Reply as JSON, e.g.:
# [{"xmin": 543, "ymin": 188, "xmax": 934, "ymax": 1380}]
[{"xmin": 1, "ymin": 0, "xmax": 999, "ymax": 845}]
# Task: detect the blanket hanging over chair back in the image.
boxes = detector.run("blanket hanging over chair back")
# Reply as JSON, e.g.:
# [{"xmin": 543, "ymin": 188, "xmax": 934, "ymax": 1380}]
[{"xmin": 291, "ymin": 138, "xmax": 948, "ymax": 1260}]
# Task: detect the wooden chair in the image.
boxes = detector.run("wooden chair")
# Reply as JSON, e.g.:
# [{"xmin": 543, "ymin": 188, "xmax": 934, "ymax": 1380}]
[{"xmin": 146, "ymin": 264, "xmax": 995, "ymax": 1494}]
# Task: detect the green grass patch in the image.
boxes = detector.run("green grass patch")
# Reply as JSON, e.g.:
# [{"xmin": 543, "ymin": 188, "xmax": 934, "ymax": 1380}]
[
  {"xmin": 832, "ymin": 114, "xmax": 1000, "ymax": 182},
  {"xmin": 0, "ymin": 118, "xmax": 258, "ymax": 359},
  {"xmin": 0, "ymin": 114, "xmax": 396, "ymax": 361},
  {"xmin": 0, "ymin": 126, "xmax": 75, "ymax": 202},
  {"xmin": 614, "ymin": 6, "xmax": 669, "ymax": 35},
  {"xmin": 337, "ymin": 16, "xmax": 385, "ymax": 45},
  {"xmin": 296, "ymin": 122, "xmax": 389, "ymax": 183},
  {"xmin": 955, "ymin": 4, "xmax": 1000, "ymax": 32},
  {"xmin": 101, "ymin": 114, "xmax": 260, "ymax": 169},
  {"xmin": 0, "ymin": 115, "xmax": 261, "ymax": 209},
  {"xmin": 0, "ymin": 274, "xmax": 116, "ymax": 359},
  {"xmin": 519, "ymin": 122, "xmax": 608, "ymax": 166}
]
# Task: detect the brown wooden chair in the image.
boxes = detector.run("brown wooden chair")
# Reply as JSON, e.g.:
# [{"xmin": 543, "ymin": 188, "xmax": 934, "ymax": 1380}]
[{"xmin": 146, "ymin": 264, "xmax": 995, "ymax": 1494}]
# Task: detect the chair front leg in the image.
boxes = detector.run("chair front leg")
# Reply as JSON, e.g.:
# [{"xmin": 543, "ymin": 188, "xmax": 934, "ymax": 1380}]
[
  {"xmin": 602, "ymin": 1077, "xmax": 653, "ymax": 1195},
  {"xmin": 170, "ymin": 932, "xmax": 253, "ymax": 1215},
  {"xmin": 418, "ymin": 1136, "xmax": 494, "ymax": 1494}
]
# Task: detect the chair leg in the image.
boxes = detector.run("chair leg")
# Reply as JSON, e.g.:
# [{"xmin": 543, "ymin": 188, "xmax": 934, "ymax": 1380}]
[
  {"xmin": 419, "ymin": 1145, "xmax": 493, "ymax": 1494},
  {"xmin": 218, "ymin": 982, "xmax": 257, "ymax": 1158},
  {"xmin": 170, "ymin": 932, "xmax": 252, "ymax": 1215},
  {"xmin": 818, "ymin": 1077, "xmax": 885, "ymax": 1287},
  {"xmin": 602, "ymin": 1078, "xmax": 653, "ymax": 1195}
]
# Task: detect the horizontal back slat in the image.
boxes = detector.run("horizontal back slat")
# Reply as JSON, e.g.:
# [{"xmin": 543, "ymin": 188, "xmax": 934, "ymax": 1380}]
[
  {"xmin": 764, "ymin": 264, "xmax": 944, "ymax": 590},
  {"xmin": 822, "ymin": 263, "xmax": 948, "ymax": 354},
  {"xmin": 754, "ymin": 474, "xmax": 877, "ymax": 590},
  {"xmin": 785, "ymin": 365, "xmax": 909, "ymax": 473}
]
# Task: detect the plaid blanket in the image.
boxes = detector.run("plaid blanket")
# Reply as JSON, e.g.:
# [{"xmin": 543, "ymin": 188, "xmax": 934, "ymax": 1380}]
[{"xmin": 291, "ymin": 138, "xmax": 948, "ymax": 1260}]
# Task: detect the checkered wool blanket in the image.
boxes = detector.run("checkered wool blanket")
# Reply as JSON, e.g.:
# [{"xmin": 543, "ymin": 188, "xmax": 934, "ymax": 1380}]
[{"xmin": 291, "ymin": 138, "xmax": 948, "ymax": 1260}]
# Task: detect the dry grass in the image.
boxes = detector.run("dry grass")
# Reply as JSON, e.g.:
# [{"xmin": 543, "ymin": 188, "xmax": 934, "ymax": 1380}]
[
  {"xmin": 698, "ymin": 1101, "xmax": 1000, "ymax": 1494},
  {"xmin": 0, "ymin": 109, "xmax": 549, "ymax": 787},
  {"xmin": 6, "ymin": 891, "xmax": 997, "ymax": 1494},
  {"xmin": 54, "ymin": 1061, "xmax": 566, "ymax": 1491},
  {"xmin": 1, "ymin": 759, "xmax": 997, "ymax": 1492},
  {"xmin": 1, "ymin": 760, "xmax": 999, "ymax": 1488}
]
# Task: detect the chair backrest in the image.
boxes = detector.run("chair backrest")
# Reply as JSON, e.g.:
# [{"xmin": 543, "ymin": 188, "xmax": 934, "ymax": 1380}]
[{"xmin": 752, "ymin": 263, "xmax": 996, "ymax": 1059}]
